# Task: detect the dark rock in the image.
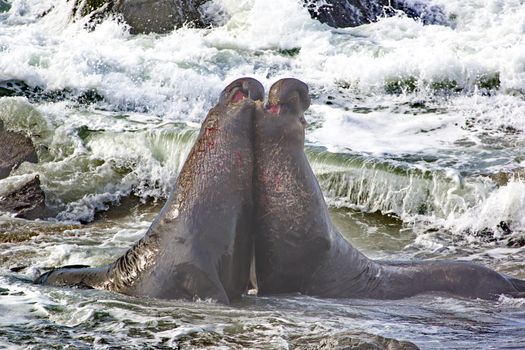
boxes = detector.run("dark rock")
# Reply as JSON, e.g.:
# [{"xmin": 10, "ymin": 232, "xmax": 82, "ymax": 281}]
[
  {"xmin": 497, "ymin": 221, "xmax": 512, "ymax": 235},
  {"xmin": 118, "ymin": 0, "xmax": 209, "ymax": 34},
  {"xmin": 390, "ymin": 0, "xmax": 450, "ymax": 26},
  {"xmin": 0, "ymin": 175, "xmax": 48, "ymax": 220},
  {"xmin": 0, "ymin": 80, "xmax": 104, "ymax": 104},
  {"xmin": 0, "ymin": 0, "xmax": 10, "ymax": 13},
  {"xmin": 305, "ymin": 0, "xmax": 385, "ymax": 28},
  {"xmin": 290, "ymin": 330, "xmax": 420, "ymax": 349},
  {"xmin": 305, "ymin": 0, "xmax": 450, "ymax": 28},
  {"xmin": 507, "ymin": 236, "xmax": 525, "ymax": 248},
  {"xmin": 70, "ymin": 0, "xmax": 211, "ymax": 34},
  {"xmin": 0, "ymin": 121, "xmax": 38, "ymax": 180},
  {"xmin": 0, "ymin": 80, "xmax": 41, "ymax": 98}
]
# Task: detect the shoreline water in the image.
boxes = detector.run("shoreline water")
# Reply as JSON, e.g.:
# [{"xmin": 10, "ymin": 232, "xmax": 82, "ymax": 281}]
[{"xmin": 1, "ymin": 0, "xmax": 525, "ymax": 348}]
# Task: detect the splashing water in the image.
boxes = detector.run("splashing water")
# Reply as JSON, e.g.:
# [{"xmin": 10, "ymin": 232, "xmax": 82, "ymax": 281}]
[{"xmin": 1, "ymin": 0, "xmax": 525, "ymax": 348}]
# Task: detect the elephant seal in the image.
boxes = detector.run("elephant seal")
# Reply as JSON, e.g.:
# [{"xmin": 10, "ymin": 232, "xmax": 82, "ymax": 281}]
[
  {"xmin": 253, "ymin": 78, "xmax": 525, "ymax": 300},
  {"xmin": 36, "ymin": 77, "xmax": 264, "ymax": 304}
]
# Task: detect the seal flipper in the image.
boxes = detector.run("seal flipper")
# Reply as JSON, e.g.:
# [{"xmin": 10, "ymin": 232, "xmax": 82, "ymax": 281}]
[
  {"xmin": 359, "ymin": 260, "xmax": 525, "ymax": 300},
  {"xmin": 508, "ymin": 276, "xmax": 525, "ymax": 296},
  {"xmin": 35, "ymin": 265, "xmax": 111, "ymax": 289}
]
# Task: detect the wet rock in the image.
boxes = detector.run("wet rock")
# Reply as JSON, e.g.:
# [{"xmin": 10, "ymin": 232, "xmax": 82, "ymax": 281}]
[
  {"xmin": 390, "ymin": 0, "xmax": 450, "ymax": 25},
  {"xmin": 489, "ymin": 170, "xmax": 525, "ymax": 187},
  {"xmin": 0, "ymin": 120, "xmax": 38, "ymax": 180},
  {"xmin": 291, "ymin": 331, "xmax": 420, "ymax": 349},
  {"xmin": 0, "ymin": 0, "xmax": 10, "ymax": 13},
  {"xmin": 463, "ymin": 221, "xmax": 515, "ymax": 246},
  {"xmin": 0, "ymin": 175, "xmax": 48, "ymax": 220},
  {"xmin": 497, "ymin": 221, "xmax": 512, "ymax": 236},
  {"xmin": 0, "ymin": 80, "xmax": 41, "ymax": 98},
  {"xmin": 507, "ymin": 236, "xmax": 525, "ymax": 248},
  {"xmin": 118, "ymin": 0, "xmax": 209, "ymax": 34},
  {"xmin": 0, "ymin": 80, "xmax": 104, "ymax": 104},
  {"xmin": 70, "ymin": 0, "xmax": 211, "ymax": 34},
  {"xmin": 305, "ymin": 0, "xmax": 450, "ymax": 28}
]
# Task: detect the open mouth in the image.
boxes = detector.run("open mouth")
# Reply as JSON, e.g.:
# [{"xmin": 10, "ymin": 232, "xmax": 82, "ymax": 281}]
[
  {"xmin": 230, "ymin": 88, "xmax": 247, "ymax": 103},
  {"xmin": 266, "ymin": 104, "xmax": 281, "ymax": 115}
]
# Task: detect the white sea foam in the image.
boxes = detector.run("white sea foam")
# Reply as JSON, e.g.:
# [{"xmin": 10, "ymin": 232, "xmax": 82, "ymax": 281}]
[
  {"xmin": 444, "ymin": 179, "xmax": 525, "ymax": 235},
  {"xmin": 1, "ymin": 0, "xmax": 523, "ymax": 95},
  {"xmin": 308, "ymin": 103, "xmax": 468, "ymax": 155},
  {"xmin": 498, "ymin": 294, "xmax": 525, "ymax": 308},
  {"xmin": 3, "ymin": 2, "xmax": 525, "ymax": 348},
  {"xmin": 0, "ymin": 0, "xmax": 524, "ymax": 235},
  {"xmin": 0, "ymin": 276, "xmax": 54, "ymax": 326}
]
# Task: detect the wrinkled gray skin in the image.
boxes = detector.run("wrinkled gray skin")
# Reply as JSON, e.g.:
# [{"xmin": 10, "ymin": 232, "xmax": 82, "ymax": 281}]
[
  {"xmin": 254, "ymin": 78, "xmax": 525, "ymax": 300},
  {"xmin": 36, "ymin": 77, "xmax": 264, "ymax": 304}
]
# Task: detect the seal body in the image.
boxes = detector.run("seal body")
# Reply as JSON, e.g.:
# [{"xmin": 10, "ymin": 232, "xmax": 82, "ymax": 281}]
[
  {"xmin": 254, "ymin": 78, "xmax": 525, "ymax": 300},
  {"xmin": 36, "ymin": 78, "xmax": 264, "ymax": 304}
]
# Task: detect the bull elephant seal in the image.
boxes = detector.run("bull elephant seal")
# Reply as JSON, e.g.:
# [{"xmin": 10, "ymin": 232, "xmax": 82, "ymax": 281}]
[
  {"xmin": 253, "ymin": 78, "xmax": 525, "ymax": 300},
  {"xmin": 36, "ymin": 77, "xmax": 264, "ymax": 304}
]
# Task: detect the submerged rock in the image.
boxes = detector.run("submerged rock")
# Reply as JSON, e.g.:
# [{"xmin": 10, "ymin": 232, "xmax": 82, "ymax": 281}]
[
  {"xmin": 305, "ymin": 0, "xmax": 450, "ymax": 28},
  {"xmin": 0, "ymin": 0, "xmax": 10, "ymax": 13},
  {"xmin": 0, "ymin": 80, "xmax": 104, "ymax": 104},
  {"xmin": 0, "ymin": 175, "xmax": 48, "ymax": 220},
  {"xmin": 0, "ymin": 80, "xmax": 41, "ymax": 98},
  {"xmin": 507, "ymin": 236, "xmax": 525, "ymax": 248},
  {"xmin": 0, "ymin": 120, "xmax": 38, "ymax": 180},
  {"xmin": 70, "ymin": 0, "xmax": 211, "ymax": 34},
  {"xmin": 290, "ymin": 330, "xmax": 420, "ymax": 349}
]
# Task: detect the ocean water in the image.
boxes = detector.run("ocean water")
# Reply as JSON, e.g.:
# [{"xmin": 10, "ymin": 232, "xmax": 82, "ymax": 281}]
[{"xmin": 1, "ymin": 0, "xmax": 525, "ymax": 348}]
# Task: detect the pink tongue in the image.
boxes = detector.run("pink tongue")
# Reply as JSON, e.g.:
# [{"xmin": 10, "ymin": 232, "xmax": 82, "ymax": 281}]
[
  {"xmin": 232, "ymin": 90, "xmax": 246, "ymax": 103},
  {"xmin": 268, "ymin": 104, "xmax": 281, "ymax": 114}
]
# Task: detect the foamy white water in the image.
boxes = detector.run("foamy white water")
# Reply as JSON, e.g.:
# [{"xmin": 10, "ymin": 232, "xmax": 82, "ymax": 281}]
[
  {"xmin": 0, "ymin": 0, "xmax": 524, "ymax": 235},
  {"xmin": 1, "ymin": 0, "xmax": 525, "ymax": 348}
]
